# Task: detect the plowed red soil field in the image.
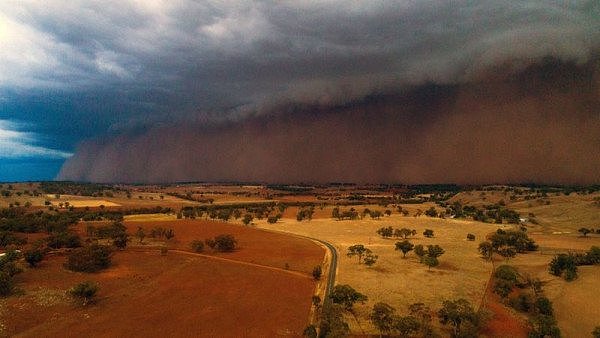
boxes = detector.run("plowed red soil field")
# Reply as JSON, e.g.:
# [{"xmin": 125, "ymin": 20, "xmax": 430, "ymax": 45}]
[
  {"xmin": 2, "ymin": 220, "xmax": 324, "ymax": 337},
  {"xmin": 116, "ymin": 219, "xmax": 324, "ymax": 274}
]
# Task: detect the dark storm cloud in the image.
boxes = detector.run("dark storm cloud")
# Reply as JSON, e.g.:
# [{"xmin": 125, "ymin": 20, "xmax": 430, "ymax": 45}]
[{"xmin": 1, "ymin": 1, "xmax": 599, "ymax": 182}]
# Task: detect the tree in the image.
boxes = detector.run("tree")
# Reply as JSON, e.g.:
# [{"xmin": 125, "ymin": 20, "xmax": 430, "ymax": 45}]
[
  {"xmin": 414, "ymin": 244, "xmax": 425, "ymax": 259},
  {"xmin": 438, "ymin": 298, "xmax": 480, "ymax": 337},
  {"xmin": 394, "ymin": 228, "xmax": 416, "ymax": 239},
  {"xmin": 370, "ymin": 302, "xmax": 396, "ymax": 335},
  {"xmin": 267, "ymin": 216, "xmax": 278, "ymax": 224},
  {"xmin": 425, "ymin": 206, "xmax": 438, "ymax": 217},
  {"xmin": 191, "ymin": 240, "xmax": 205, "ymax": 253},
  {"xmin": 242, "ymin": 213, "xmax": 253, "ymax": 226},
  {"xmin": 592, "ymin": 326, "xmax": 600, "ymax": 338},
  {"xmin": 69, "ymin": 281, "xmax": 98, "ymax": 306},
  {"xmin": 578, "ymin": 227, "xmax": 591, "ymax": 237},
  {"xmin": 409, "ymin": 303, "xmax": 434, "ymax": 337},
  {"xmin": 549, "ymin": 254, "xmax": 578, "ymax": 281},
  {"xmin": 384, "ymin": 209, "xmax": 392, "ymax": 217},
  {"xmin": 423, "ymin": 229, "xmax": 434, "ymax": 238},
  {"xmin": 377, "ymin": 226, "xmax": 394, "ymax": 238},
  {"xmin": 206, "ymin": 234, "xmax": 237, "ymax": 252},
  {"xmin": 395, "ymin": 240, "xmax": 414, "ymax": 258},
  {"xmin": 330, "ymin": 284, "xmax": 367, "ymax": 311},
  {"xmin": 164, "ymin": 229, "xmax": 175, "ymax": 240},
  {"xmin": 347, "ymin": 244, "xmax": 368, "ymax": 264},
  {"xmin": 135, "ymin": 227, "xmax": 145, "ymax": 244},
  {"xmin": 65, "ymin": 244, "xmax": 112, "ymax": 272},
  {"xmin": 319, "ymin": 304, "xmax": 349, "ymax": 337},
  {"xmin": 363, "ymin": 250, "xmax": 378, "ymax": 266},
  {"xmin": 331, "ymin": 207, "xmax": 341, "ymax": 220},
  {"xmin": 24, "ymin": 248, "xmax": 45, "ymax": 267},
  {"xmin": 427, "ymin": 245, "xmax": 445, "ymax": 258},
  {"xmin": 422, "ymin": 256, "xmax": 439, "ymax": 270},
  {"xmin": 394, "ymin": 315, "xmax": 421, "ymax": 337},
  {"xmin": 466, "ymin": 233, "xmax": 475, "ymax": 241},
  {"xmin": 312, "ymin": 265, "xmax": 322, "ymax": 280},
  {"xmin": 478, "ymin": 241, "xmax": 493, "ymax": 260},
  {"xmin": 302, "ymin": 325, "xmax": 317, "ymax": 338}
]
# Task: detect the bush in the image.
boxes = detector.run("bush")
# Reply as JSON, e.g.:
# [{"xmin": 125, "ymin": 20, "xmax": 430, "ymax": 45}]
[
  {"xmin": 65, "ymin": 244, "xmax": 112, "ymax": 272},
  {"xmin": 69, "ymin": 281, "xmax": 98, "ymax": 305},
  {"xmin": 191, "ymin": 240, "xmax": 204, "ymax": 253},
  {"xmin": 312, "ymin": 265, "xmax": 322, "ymax": 280},
  {"xmin": 0, "ymin": 271, "xmax": 14, "ymax": 297},
  {"xmin": 24, "ymin": 248, "xmax": 45, "ymax": 267},
  {"xmin": 205, "ymin": 234, "xmax": 237, "ymax": 252}
]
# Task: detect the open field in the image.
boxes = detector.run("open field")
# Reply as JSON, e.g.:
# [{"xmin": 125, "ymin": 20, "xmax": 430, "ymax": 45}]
[
  {"xmin": 259, "ymin": 214, "xmax": 499, "ymax": 335},
  {"xmin": 3, "ymin": 250, "xmax": 316, "ymax": 337}
]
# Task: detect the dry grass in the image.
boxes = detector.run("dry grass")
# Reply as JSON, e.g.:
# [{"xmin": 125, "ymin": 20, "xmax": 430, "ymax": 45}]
[{"xmin": 259, "ymin": 214, "xmax": 498, "ymax": 334}]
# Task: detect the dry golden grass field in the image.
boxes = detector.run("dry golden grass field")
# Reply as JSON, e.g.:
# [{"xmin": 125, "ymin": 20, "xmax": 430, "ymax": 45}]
[{"xmin": 258, "ymin": 210, "xmax": 500, "ymax": 335}]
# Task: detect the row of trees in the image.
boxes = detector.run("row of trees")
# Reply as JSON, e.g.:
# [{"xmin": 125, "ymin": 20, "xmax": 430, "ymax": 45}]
[
  {"xmin": 549, "ymin": 246, "xmax": 600, "ymax": 281},
  {"xmin": 191, "ymin": 234, "xmax": 237, "ymax": 253}
]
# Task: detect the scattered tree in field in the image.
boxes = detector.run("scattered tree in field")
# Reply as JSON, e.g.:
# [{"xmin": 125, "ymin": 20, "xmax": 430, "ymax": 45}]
[
  {"xmin": 409, "ymin": 303, "xmax": 434, "ymax": 337},
  {"xmin": 414, "ymin": 244, "xmax": 425, "ymax": 259},
  {"xmin": 164, "ymin": 229, "xmax": 175, "ymax": 240},
  {"xmin": 466, "ymin": 233, "xmax": 475, "ymax": 241},
  {"xmin": 425, "ymin": 206, "xmax": 438, "ymax": 217},
  {"xmin": 330, "ymin": 284, "xmax": 367, "ymax": 311},
  {"xmin": 384, "ymin": 209, "xmax": 392, "ymax": 217},
  {"xmin": 395, "ymin": 240, "xmax": 414, "ymax": 258},
  {"xmin": 370, "ymin": 302, "xmax": 396, "ymax": 335},
  {"xmin": 369, "ymin": 210, "xmax": 383, "ymax": 219},
  {"xmin": 592, "ymin": 326, "xmax": 600, "ymax": 338},
  {"xmin": 302, "ymin": 325, "xmax": 317, "ymax": 338},
  {"xmin": 24, "ymin": 247, "xmax": 45, "ymax": 267},
  {"xmin": 331, "ymin": 207, "xmax": 340, "ymax": 220},
  {"xmin": 347, "ymin": 244, "xmax": 368, "ymax": 264},
  {"xmin": 65, "ymin": 244, "xmax": 112, "ymax": 272},
  {"xmin": 267, "ymin": 216, "xmax": 279, "ymax": 224},
  {"xmin": 376, "ymin": 226, "xmax": 394, "ymax": 238},
  {"xmin": 478, "ymin": 241, "xmax": 494, "ymax": 260},
  {"xmin": 363, "ymin": 250, "xmax": 378, "ymax": 266},
  {"xmin": 69, "ymin": 281, "xmax": 98, "ymax": 306},
  {"xmin": 549, "ymin": 254, "xmax": 578, "ymax": 281},
  {"xmin": 394, "ymin": 315, "xmax": 421, "ymax": 337},
  {"xmin": 319, "ymin": 304, "xmax": 350, "ymax": 337},
  {"xmin": 191, "ymin": 240, "xmax": 205, "ymax": 253},
  {"xmin": 394, "ymin": 228, "xmax": 417, "ymax": 239},
  {"xmin": 423, "ymin": 229, "xmax": 434, "ymax": 238},
  {"xmin": 135, "ymin": 227, "xmax": 145, "ymax": 243},
  {"xmin": 312, "ymin": 265, "xmax": 322, "ymax": 280},
  {"xmin": 422, "ymin": 256, "xmax": 439, "ymax": 270},
  {"xmin": 493, "ymin": 265, "xmax": 519, "ymax": 298},
  {"xmin": 438, "ymin": 298, "xmax": 481, "ymax": 338},
  {"xmin": 205, "ymin": 234, "xmax": 237, "ymax": 252},
  {"xmin": 242, "ymin": 213, "xmax": 254, "ymax": 226},
  {"xmin": 497, "ymin": 246, "xmax": 517, "ymax": 260},
  {"xmin": 427, "ymin": 245, "xmax": 445, "ymax": 258},
  {"xmin": 578, "ymin": 227, "xmax": 592, "ymax": 237}
]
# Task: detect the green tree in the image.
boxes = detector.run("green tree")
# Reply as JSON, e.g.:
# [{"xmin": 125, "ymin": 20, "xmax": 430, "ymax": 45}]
[
  {"xmin": 427, "ymin": 245, "xmax": 445, "ymax": 258},
  {"xmin": 24, "ymin": 248, "xmax": 45, "ymax": 267},
  {"xmin": 319, "ymin": 304, "xmax": 349, "ymax": 337},
  {"xmin": 370, "ymin": 302, "xmax": 396, "ymax": 336},
  {"xmin": 65, "ymin": 244, "xmax": 112, "ymax": 272},
  {"xmin": 423, "ymin": 229, "xmax": 434, "ymax": 238},
  {"xmin": 363, "ymin": 250, "xmax": 378, "ymax": 266},
  {"xmin": 394, "ymin": 316, "xmax": 421, "ymax": 337},
  {"xmin": 422, "ymin": 256, "xmax": 439, "ymax": 270},
  {"xmin": 438, "ymin": 298, "xmax": 480, "ymax": 337},
  {"xmin": 394, "ymin": 228, "xmax": 416, "ymax": 239},
  {"xmin": 69, "ymin": 281, "xmax": 99, "ymax": 306},
  {"xmin": 377, "ymin": 226, "xmax": 394, "ymax": 238},
  {"xmin": 395, "ymin": 240, "xmax": 414, "ymax": 258},
  {"xmin": 135, "ymin": 227, "xmax": 145, "ymax": 244},
  {"xmin": 578, "ymin": 227, "xmax": 591, "ymax": 237},
  {"xmin": 478, "ymin": 241, "xmax": 493, "ymax": 260},
  {"xmin": 191, "ymin": 240, "xmax": 205, "ymax": 253},
  {"xmin": 312, "ymin": 265, "xmax": 322, "ymax": 280},
  {"xmin": 330, "ymin": 284, "xmax": 367, "ymax": 311},
  {"xmin": 592, "ymin": 326, "xmax": 600, "ymax": 338},
  {"xmin": 242, "ymin": 213, "xmax": 254, "ymax": 226},
  {"xmin": 466, "ymin": 233, "xmax": 475, "ymax": 241},
  {"xmin": 347, "ymin": 244, "xmax": 368, "ymax": 264},
  {"xmin": 206, "ymin": 234, "xmax": 237, "ymax": 252},
  {"xmin": 302, "ymin": 325, "xmax": 317, "ymax": 338},
  {"xmin": 414, "ymin": 244, "xmax": 425, "ymax": 259}
]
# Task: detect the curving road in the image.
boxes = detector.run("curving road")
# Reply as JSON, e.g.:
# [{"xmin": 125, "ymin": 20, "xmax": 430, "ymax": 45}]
[{"xmin": 308, "ymin": 237, "xmax": 338, "ymax": 308}]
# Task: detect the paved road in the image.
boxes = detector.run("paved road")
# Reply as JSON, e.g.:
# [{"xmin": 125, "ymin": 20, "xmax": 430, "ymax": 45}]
[{"xmin": 309, "ymin": 237, "xmax": 338, "ymax": 307}]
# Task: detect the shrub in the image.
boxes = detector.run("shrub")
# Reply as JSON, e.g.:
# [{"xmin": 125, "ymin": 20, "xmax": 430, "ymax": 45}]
[
  {"xmin": 69, "ymin": 281, "xmax": 98, "ymax": 305},
  {"xmin": 24, "ymin": 248, "xmax": 45, "ymax": 267},
  {"xmin": 191, "ymin": 240, "xmax": 205, "ymax": 253},
  {"xmin": 312, "ymin": 265, "xmax": 322, "ymax": 280},
  {"xmin": 65, "ymin": 244, "xmax": 112, "ymax": 272},
  {"xmin": 205, "ymin": 234, "xmax": 237, "ymax": 252}
]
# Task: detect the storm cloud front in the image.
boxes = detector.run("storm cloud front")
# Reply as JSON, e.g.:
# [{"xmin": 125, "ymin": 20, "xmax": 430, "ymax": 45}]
[{"xmin": 1, "ymin": 1, "xmax": 598, "ymax": 183}]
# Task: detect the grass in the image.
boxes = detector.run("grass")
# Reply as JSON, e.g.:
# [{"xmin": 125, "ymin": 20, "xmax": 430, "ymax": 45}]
[{"xmin": 259, "ymin": 213, "xmax": 498, "ymax": 334}]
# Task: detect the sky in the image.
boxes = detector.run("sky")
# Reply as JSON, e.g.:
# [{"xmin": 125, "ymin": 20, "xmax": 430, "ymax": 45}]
[{"xmin": 1, "ymin": 1, "xmax": 599, "ymax": 184}]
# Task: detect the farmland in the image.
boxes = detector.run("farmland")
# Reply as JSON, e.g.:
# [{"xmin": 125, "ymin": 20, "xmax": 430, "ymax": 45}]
[{"xmin": 1, "ymin": 182, "xmax": 599, "ymax": 337}]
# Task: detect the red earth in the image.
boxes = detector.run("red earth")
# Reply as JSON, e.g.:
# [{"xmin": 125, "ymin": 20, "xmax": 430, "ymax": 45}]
[{"xmin": 3, "ymin": 220, "xmax": 325, "ymax": 337}]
